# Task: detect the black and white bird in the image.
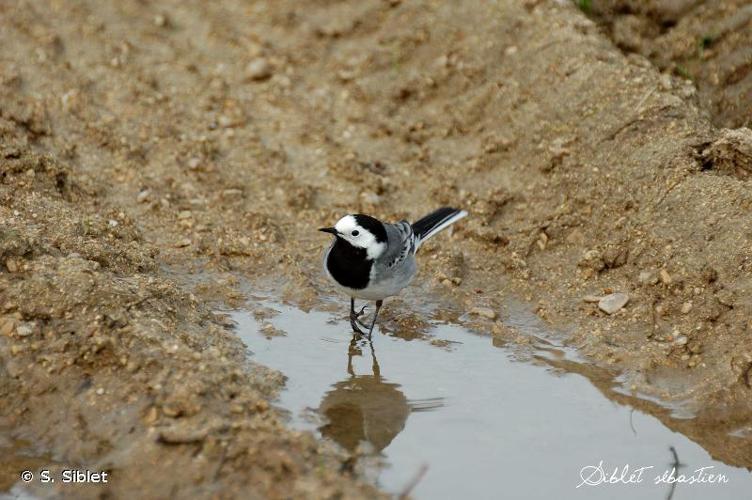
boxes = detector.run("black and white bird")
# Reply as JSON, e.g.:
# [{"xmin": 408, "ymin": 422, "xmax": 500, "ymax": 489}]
[{"xmin": 319, "ymin": 207, "xmax": 468, "ymax": 338}]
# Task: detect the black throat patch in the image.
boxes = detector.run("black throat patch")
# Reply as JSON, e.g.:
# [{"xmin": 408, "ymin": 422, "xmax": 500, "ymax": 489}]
[{"xmin": 326, "ymin": 238, "xmax": 372, "ymax": 290}]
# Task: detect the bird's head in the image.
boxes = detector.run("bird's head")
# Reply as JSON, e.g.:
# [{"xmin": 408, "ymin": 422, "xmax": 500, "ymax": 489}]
[{"xmin": 319, "ymin": 214, "xmax": 387, "ymax": 259}]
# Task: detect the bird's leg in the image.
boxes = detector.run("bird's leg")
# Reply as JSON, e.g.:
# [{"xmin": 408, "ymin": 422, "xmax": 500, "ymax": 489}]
[
  {"xmin": 349, "ymin": 298, "xmax": 367, "ymax": 335},
  {"xmin": 349, "ymin": 298, "xmax": 369, "ymax": 330},
  {"xmin": 366, "ymin": 300, "xmax": 383, "ymax": 340}
]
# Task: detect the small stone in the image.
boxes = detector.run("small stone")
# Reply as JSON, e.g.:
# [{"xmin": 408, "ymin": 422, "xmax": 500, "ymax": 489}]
[
  {"xmin": 659, "ymin": 73, "xmax": 673, "ymax": 91},
  {"xmin": 470, "ymin": 307, "xmax": 497, "ymax": 320},
  {"xmin": 175, "ymin": 238, "xmax": 191, "ymax": 248},
  {"xmin": 162, "ymin": 405, "xmax": 181, "ymax": 418},
  {"xmin": 144, "ymin": 406, "xmax": 159, "ymax": 424},
  {"xmin": 582, "ymin": 295, "xmax": 602, "ymax": 303},
  {"xmin": 638, "ymin": 270, "xmax": 658, "ymax": 285},
  {"xmin": 221, "ymin": 188, "xmax": 243, "ymax": 200},
  {"xmin": 245, "ymin": 58, "xmax": 272, "ymax": 81},
  {"xmin": 5, "ymin": 259, "xmax": 18, "ymax": 273},
  {"xmin": 153, "ymin": 13, "xmax": 168, "ymax": 27},
  {"xmin": 15, "ymin": 323, "xmax": 34, "ymax": 337},
  {"xmin": 96, "ymin": 388, "xmax": 105, "ymax": 395},
  {"xmin": 218, "ymin": 115, "xmax": 236, "ymax": 128},
  {"xmin": 598, "ymin": 292, "xmax": 629, "ymax": 315},
  {"xmin": 337, "ymin": 68, "xmax": 357, "ymax": 81},
  {"xmin": 674, "ymin": 335, "xmax": 688, "ymax": 346},
  {"xmin": 187, "ymin": 157, "xmax": 201, "ymax": 170},
  {"xmin": 659, "ymin": 269, "xmax": 672, "ymax": 285},
  {"xmin": 177, "ymin": 210, "xmax": 192, "ymax": 220},
  {"xmin": 681, "ymin": 302, "xmax": 693, "ymax": 314},
  {"xmin": 108, "ymin": 219, "xmax": 119, "ymax": 227},
  {"xmin": 136, "ymin": 189, "xmax": 151, "ymax": 203}
]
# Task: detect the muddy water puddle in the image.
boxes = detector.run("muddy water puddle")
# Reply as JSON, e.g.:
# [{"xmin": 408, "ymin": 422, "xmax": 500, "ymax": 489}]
[{"xmin": 232, "ymin": 301, "xmax": 752, "ymax": 500}]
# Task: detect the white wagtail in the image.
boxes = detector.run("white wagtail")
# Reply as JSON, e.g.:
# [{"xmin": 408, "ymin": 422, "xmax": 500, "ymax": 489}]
[{"xmin": 319, "ymin": 207, "xmax": 468, "ymax": 338}]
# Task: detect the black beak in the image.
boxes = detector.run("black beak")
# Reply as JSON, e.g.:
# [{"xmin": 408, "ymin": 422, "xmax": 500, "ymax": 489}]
[{"xmin": 318, "ymin": 227, "xmax": 338, "ymax": 235}]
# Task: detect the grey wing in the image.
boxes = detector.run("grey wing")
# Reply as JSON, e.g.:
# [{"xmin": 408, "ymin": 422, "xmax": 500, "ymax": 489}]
[{"xmin": 381, "ymin": 221, "xmax": 417, "ymax": 269}]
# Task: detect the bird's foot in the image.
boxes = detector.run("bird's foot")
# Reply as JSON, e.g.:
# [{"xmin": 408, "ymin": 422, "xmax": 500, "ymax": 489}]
[
  {"xmin": 350, "ymin": 304, "xmax": 367, "ymax": 319},
  {"xmin": 349, "ymin": 305, "xmax": 369, "ymax": 329}
]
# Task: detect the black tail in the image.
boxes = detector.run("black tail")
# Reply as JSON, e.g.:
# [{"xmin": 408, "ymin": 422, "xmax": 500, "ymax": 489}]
[{"xmin": 412, "ymin": 207, "xmax": 468, "ymax": 248}]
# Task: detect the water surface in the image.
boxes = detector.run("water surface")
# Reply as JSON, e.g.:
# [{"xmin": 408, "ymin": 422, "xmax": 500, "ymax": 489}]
[{"xmin": 233, "ymin": 301, "xmax": 752, "ymax": 500}]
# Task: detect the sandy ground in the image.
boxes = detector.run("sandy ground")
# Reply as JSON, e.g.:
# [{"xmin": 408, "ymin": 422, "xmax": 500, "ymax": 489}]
[{"xmin": 1, "ymin": 0, "xmax": 752, "ymax": 497}]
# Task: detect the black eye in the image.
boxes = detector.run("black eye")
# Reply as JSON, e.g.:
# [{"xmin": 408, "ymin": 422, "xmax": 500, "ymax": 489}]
[{"xmin": 351, "ymin": 230, "xmax": 359, "ymax": 236}]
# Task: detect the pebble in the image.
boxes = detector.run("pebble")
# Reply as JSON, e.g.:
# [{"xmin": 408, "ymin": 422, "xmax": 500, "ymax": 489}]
[
  {"xmin": 16, "ymin": 323, "xmax": 34, "ymax": 337},
  {"xmin": 162, "ymin": 405, "xmax": 181, "ymax": 418},
  {"xmin": 638, "ymin": 270, "xmax": 658, "ymax": 285},
  {"xmin": 582, "ymin": 295, "xmax": 601, "ymax": 303},
  {"xmin": 96, "ymin": 388, "xmax": 105, "ymax": 395},
  {"xmin": 136, "ymin": 189, "xmax": 151, "ymax": 203},
  {"xmin": 221, "ymin": 188, "xmax": 243, "ymax": 200},
  {"xmin": 659, "ymin": 269, "xmax": 672, "ymax": 285},
  {"xmin": 598, "ymin": 292, "xmax": 629, "ymax": 315},
  {"xmin": 470, "ymin": 307, "xmax": 497, "ymax": 320},
  {"xmin": 153, "ymin": 13, "xmax": 168, "ymax": 27},
  {"xmin": 681, "ymin": 302, "xmax": 693, "ymax": 314},
  {"xmin": 5, "ymin": 259, "xmax": 18, "ymax": 273},
  {"xmin": 144, "ymin": 406, "xmax": 159, "ymax": 424},
  {"xmin": 187, "ymin": 157, "xmax": 201, "ymax": 170},
  {"xmin": 674, "ymin": 335, "xmax": 688, "ymax": 346},
  {"xmin": 245, "ymin": 58, "xmax": 272, "ymax": 81},
  {"xmin": 175, "ymin": 238, "xmax": 191, "ymax": 248}
]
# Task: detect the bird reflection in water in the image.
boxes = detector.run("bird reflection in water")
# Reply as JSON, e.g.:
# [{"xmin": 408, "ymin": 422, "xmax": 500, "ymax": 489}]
[{"xmin": 318, "ymin": 335, "xmax": 443, "ymax": 454}]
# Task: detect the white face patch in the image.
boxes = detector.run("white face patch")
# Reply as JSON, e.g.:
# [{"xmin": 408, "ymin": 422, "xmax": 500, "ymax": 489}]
[{"xmin": 334, "ymin": 215, "xmax": 386, "ymax": 259}]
